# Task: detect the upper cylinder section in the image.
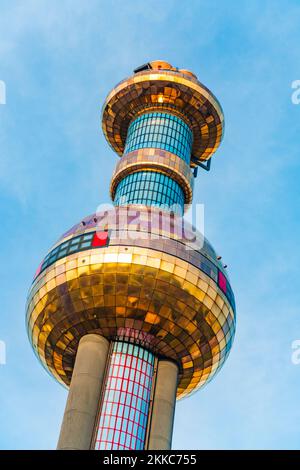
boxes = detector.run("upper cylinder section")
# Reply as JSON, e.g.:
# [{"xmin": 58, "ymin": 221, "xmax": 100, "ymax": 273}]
[
  {"xmin": 103, "ymin": 60, "xmax": 224, "ymax": 215},
  {"xmin": 124, "ymin": 112, "xmax": 193, "ymax": 164},
  {"xmin": 101, "ymin": 60, "xmax": 224, "ymax": 165}
]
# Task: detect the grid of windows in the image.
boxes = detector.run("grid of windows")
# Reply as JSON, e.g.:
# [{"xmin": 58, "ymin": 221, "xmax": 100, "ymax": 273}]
[
  {"xmin": 114, "ymin": 171, "xmax": 185, "ymax": 215},
  {"xmin": 35, "ymin": 232, "xmax": 109, "ymax": 279},
  {"xmin": 94, "ymin": 342, "xmax": 154, "ymax": 450},
  {"xmin": 124, "ymin": 112, "xmax": 193, "ymax": 163}
]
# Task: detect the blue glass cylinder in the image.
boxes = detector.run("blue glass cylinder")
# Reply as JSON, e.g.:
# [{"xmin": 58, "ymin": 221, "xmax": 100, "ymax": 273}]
[{"xmin": 124, "ymin": 112, "xmax": 193, "ymax": 163}]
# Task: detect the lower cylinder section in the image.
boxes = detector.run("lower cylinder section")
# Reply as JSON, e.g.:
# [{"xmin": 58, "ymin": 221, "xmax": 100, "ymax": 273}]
[
  {"xmin": 94, "ymin": 341, "xmax": 155, "ymax": 450},
  {"xmin": 57, "ymin": 334, "xmax": 109, "ymax": 450},
  {"xmin": 57, "ymin": 337, "xmax": 179, "ymax": 450}
]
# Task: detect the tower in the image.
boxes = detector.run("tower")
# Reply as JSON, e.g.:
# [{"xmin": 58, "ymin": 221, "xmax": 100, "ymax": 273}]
[{"xmin": 26, "ymin": 60, "xmax": 236, "ymax": 450}]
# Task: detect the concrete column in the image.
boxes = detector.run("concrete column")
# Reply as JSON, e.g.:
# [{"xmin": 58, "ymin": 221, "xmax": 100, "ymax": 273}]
[
  {"xmin": 147, "ymin": 359, "xmax": 178, "ymax": 450},
  {"xmin": 57, "ymin": 334, "xmax": 109, "ymax": 450}
]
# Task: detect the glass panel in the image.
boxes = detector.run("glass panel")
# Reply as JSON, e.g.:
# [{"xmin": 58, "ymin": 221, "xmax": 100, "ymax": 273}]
[
  {"xmin": 94, "ymin": 341, "xmax": 155, "ymax": 450},
  {"xmin": 114, "ymin": 171, "xmax": 184, "ymax": 216},
  {"xmin": 124, "ymin": 112, "xmax": 193, "ymax": 163}
]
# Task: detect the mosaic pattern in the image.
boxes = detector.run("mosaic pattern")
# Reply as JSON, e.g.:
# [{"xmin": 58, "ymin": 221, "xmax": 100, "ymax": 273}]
[
  {"xmin": 26, "ymin": 207, "xmax": 235, "ymax": 399},
  {"xmin": 26, "ymin": 61, "xmax": 235, "ymax": 417},
  {"xmin": 114, "ymin": 171, "xmax": 185, "ymax": 216},
  {"xmin": 110, "ymin": 149, "xmax": 193, "ymax": 207},
  {"xmin": 33, "ymin": 207, "xmax": 234, "ymax": 309},
  {"xmin": 101, "ymin": 64, "xmax": 224, "ymax": 164},
  {"xmin": 34, "ymin": 231, "xmax": 109, "ymax": 279},
  {"xmin": 94, "ymin": 342, "xmax": 154, "ymax": 450},
  {"xmin": 124, "ymin": 112, "xmax": 193, "ymax": 164}
]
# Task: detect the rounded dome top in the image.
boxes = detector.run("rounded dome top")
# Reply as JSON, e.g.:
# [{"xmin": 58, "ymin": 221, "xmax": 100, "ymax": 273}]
[{"xmin": 102, "ymin": 61, "xmax": 224, "ymax": 166}]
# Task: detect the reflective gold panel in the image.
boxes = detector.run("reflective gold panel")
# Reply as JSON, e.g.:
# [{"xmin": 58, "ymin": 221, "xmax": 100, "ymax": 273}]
[{"xmin": 26, "ymin": 207, "xmax": 235, "ymax": 399}]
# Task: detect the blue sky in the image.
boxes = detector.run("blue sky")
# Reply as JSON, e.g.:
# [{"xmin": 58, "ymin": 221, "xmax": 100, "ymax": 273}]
[{"xmin": 1, "ymin": 0, "xmax": 300, "ymax": 449}]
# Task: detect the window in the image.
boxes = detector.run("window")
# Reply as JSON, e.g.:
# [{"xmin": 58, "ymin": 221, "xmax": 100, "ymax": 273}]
[
  {"xmin": 124, "ymin": 112, "xmax": 193, "ymax": 163},
  {"xmin": 94, "ymin": 342, "xmax": 155, "ymax": 450},
  {"xmin": 114, "ymin": 171, "xmax": 184, "ymax": 216},
  {"xmin": 35, "ymin": 231, "xmax": 109, "ymax": 279}
]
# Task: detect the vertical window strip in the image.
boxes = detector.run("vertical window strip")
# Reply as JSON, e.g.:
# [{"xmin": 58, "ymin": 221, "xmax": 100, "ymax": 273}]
[{"xmin": 94, "ymin": 342, "xmax": 155, "ymax": 450}]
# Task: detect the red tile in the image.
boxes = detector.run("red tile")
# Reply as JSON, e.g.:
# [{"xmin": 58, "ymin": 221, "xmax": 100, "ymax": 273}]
[
  {"xmin": 92, "ymin": 231, "xmax": 109, "ymax": 247},
  {"xmin": 218, "ymin": 270, "xmax": 227, "ymax": 294}
]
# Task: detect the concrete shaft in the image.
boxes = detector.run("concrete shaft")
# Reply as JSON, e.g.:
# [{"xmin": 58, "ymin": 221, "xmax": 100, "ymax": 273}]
[
  {"xmin": 57, "ymin": 334, "xmax": 109, "ymax": 450},
  {"xmin": 147, "ymin": 359, "xmax": 178, "ymax": 450}
]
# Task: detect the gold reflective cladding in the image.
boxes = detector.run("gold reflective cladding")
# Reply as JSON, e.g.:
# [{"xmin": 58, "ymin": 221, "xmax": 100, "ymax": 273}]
[
  {"xmin": 26, "ymin": 208, "xmax": 235, "ymax": 400},
  {"xmin": 101, "ymin": 64, "xmax": 224, "ymax": 165}
]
